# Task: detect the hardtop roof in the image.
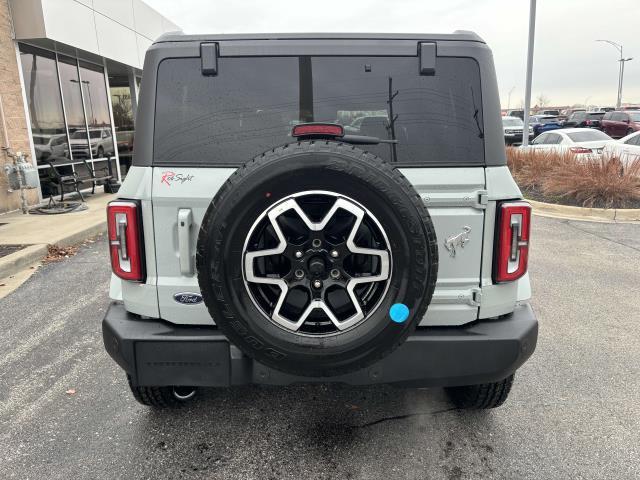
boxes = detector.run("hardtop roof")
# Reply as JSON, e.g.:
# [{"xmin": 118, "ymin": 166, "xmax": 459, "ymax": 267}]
[{"xmin": 154, "ymin": 31, "xmax": 485, "ymax": 44}]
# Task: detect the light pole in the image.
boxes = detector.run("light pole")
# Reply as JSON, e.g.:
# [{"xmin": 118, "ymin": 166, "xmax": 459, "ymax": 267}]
[
  {"xmin": 619, "ymin": 56, "xmax": 633, "ymax": 107},
  {"xmin": 584, "ymin": 96, "xmax": 591, "ymax": 111},
  {"xmin": 522, "ymin": 0, "xmax": 536, "ymax": 146},
  {"xmin": 507, "ymin": 86, "xmax": 515, "ymax": 111},
  {"xmin": 70, "ymin": 79, "xmax": 94, "ymax": 123},
  {"xmin": 596, "ymin": 40, "xmax": 633, "ymax": 108}
]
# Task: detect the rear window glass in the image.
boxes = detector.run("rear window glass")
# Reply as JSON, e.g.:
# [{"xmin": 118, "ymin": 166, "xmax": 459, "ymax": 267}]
[
  {"xmin": 502, "ymin": 118, "xmax": 523, "ymax": 127},
  {"xmin": 538, "ymin": 116, "xmax": 558, "ymax": 124},
  {"xmin": 153, "ymin": 56, "xmax": 485, "ymax": 167},
  {"xmin": 588, "ymin": 113, "xmax": 605, "ymax": 119},
  {"xmin": 567, "ymin": 130, "xmax": 611, "ymax": 142}
]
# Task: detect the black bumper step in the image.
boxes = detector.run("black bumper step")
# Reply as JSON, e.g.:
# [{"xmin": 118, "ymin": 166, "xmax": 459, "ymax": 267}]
[{"xmin": 103, "ymin": 302, "xmax": 538, "ymax": 388}]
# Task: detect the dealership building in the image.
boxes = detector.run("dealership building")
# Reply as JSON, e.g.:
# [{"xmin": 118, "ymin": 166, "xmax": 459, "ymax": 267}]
[{"xmin": 0, "ymin": 0, "xmax": 180, "ymax": 213}]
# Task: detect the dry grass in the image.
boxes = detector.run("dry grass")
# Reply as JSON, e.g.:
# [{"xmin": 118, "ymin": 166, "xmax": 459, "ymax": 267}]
[{"xmin": 506, "ymin": 147, "xmax": 640, "ymax": 208}]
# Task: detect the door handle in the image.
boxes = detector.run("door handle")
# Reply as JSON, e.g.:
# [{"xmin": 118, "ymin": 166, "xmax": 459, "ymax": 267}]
[{"xmin": 177, "ymin": 208, "xmax": 193, "ymax": 276}]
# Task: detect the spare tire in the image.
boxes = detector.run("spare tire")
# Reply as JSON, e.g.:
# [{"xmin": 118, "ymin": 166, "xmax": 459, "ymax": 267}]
[{"xmin": 197, "ymin": 141, "xmax": 438, "ymax": 377}]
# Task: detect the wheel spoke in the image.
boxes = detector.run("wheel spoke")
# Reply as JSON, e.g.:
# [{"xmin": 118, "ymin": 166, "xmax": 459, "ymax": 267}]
[
  {"xmin": 345, "ymin": 205, "xmax": 391, "ymax": 282},
  {"xmin": 243, "ymin": 191, "xmax": 392, "ymax": 334}
]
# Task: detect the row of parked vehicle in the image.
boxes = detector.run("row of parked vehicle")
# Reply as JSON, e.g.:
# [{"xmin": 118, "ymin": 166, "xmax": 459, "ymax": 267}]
[
  {"xmin": 504, "ymin": 107, "xmax": 640, "ymax": 141},
  {"xmin": 502, "ymin": 108, "xmax": 640, "ymax": 167}
]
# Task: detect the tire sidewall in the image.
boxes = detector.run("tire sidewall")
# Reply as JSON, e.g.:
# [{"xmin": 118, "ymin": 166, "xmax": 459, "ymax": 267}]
[{"xmin": 197, "ymin": 142, "xmax": 437, "ymax": 376}]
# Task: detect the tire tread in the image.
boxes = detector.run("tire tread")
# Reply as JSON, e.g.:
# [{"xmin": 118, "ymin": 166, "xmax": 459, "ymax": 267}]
[
  {"xmin": 127, "ymin": 376, "xmax": 179, "ymax": 408},
  {"xmin": 446, "ymin": 374, "xmax": 515, "ymax": 409}
]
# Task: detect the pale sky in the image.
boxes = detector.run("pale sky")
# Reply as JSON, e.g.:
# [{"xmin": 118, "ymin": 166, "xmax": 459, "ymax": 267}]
[{"xmin": 145, "ymin": 0, "xmax": 640, "ymax": 108}]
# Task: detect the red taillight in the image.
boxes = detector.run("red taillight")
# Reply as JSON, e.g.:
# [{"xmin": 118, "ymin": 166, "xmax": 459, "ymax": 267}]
[
  {"xmin": 569, "ymin": 147, "xmax": 592, "ymax": 154},
  {"xmin": 292, "ymin": 123, "xmax": 344, "ymax": 138},
  {"xmin": 107, "ymin": 200, "xmax": 145, "ymax": 282},
  {"xmin": 494, "ymin": 201, "xmax": 531, "ymax": 283}
]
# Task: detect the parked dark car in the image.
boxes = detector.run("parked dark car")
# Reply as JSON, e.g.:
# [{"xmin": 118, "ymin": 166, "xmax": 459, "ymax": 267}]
[
  {"xmin": 601, "ymin": 110, "xmax": 640, "ymax": 139},
  {"xmin": 563, "ymin": 111, "xmax": 605, "ymax": 129},
  {"xmin": 558, "ymin": 108, "xmax": 585, "ymax": 123},
  {"xmin": 529, "ymin": 115, "xmax": 562, "ymax": 137}
]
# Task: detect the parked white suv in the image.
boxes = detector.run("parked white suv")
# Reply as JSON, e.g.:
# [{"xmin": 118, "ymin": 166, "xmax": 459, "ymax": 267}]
[
  {"xmin": 502, "ymin": 116, "xmax": 533, "ymax": 145},
  {"xmin": 103, "ymin": 32, "xmax": 538, "ymax": 410},
  {"xmin": 69, "ymin": 128, "xmax": 114, "ymax": 159}
]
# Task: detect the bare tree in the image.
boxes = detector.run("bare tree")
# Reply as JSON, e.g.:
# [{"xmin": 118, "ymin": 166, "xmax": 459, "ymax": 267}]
[{"xmin": 536, "ymin": 94, "xmax": 550, "ymax": 108}]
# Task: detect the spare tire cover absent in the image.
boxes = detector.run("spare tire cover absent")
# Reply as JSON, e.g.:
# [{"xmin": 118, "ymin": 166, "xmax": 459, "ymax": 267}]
[{"xmin": 197, "ymin": 141, "xmax": 438, "ymax": 377}]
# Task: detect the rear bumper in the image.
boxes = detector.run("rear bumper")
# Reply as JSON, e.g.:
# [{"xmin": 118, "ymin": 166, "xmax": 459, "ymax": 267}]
[{"xmin": 103, "ymin": 302, "xmax": 538, "ymax": 388}]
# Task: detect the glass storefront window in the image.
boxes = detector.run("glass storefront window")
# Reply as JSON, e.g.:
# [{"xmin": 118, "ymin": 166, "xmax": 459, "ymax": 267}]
[
  {"xmin": 18, "ymin": 45, "xmax": 67, "ymax": 165},
  {"xmin": 109, "ymin": 79, "xmax": 134, "ymax": 175},
  {"xmin": 58, "ymin": 55, "xmax": 90, "ymax": 161},
  {"xmin": 18, "ymin": 43, "xmax": 128, "ymax": 197},
  {"xmin": 79, "ymin": 62, "xmax": 115, "ymax": 160}
]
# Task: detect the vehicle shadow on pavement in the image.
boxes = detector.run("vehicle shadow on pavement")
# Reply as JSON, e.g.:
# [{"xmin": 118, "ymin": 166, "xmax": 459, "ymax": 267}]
[{"xmin": 134, "ymin": 384, "xmax": 498, "ymax": 479}]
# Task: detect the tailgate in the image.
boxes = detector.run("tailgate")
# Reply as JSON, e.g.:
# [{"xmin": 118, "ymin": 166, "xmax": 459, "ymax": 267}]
[
  {"xmin": 401, "ymin": 167, "xmax": 486, "ymax": 326},
  {"xmin": 150, "ymin": 166, "xmax": 486, "ymax": 326}
]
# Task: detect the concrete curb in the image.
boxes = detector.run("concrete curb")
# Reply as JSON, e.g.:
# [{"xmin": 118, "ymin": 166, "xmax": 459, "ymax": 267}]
[
  {"xmin": 54, "ymin": 219, "xmax": 107, "ymax": 248},
  {"xmin": 527, "ymin": 199, "xmax": 640, "ymax": 224},
  {"xmin": 0, "ymin": 244, "xmax": 49, "ymax": 280},
  {"xmin": 0, "ymin": 220, "xmax": 107, "ymax": 279}
]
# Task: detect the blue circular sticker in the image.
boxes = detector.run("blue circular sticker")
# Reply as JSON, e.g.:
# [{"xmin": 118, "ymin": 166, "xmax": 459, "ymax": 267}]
[{"xmin": 389, "ymin": 303, "xmax": 410, "ymax": 323}]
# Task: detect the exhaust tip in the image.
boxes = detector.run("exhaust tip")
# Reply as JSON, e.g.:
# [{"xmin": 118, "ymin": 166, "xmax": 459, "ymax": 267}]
[{"xmin": 172, "ymin": 386, "xmax": 197, "ymax": 401}]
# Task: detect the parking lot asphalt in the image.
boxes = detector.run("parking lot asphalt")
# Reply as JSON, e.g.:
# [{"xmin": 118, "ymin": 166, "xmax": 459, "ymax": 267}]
[{"xmin": 0, "ymin": 215, "xmax": 638, "ymax": 480}]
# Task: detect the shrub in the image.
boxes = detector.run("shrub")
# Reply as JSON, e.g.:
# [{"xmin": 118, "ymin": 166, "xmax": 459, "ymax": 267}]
[
  {"xmin": 506, "ymin": 147, "xmax": 572, "ymax": 190},
  {"xmin": 543, "ymin": 155, "xmax": 640, "ymax": 208},
  {"xmin": 506, "ymin": 147, "xmax": 640, "ymax": 208}
]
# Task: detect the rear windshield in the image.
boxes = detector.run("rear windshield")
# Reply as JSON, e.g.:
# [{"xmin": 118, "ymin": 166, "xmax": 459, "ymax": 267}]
[
  {"xmin": 567, "ymin": 130, "xmax": 611, "ymax": 142},
  {"xmin": 502, "ymin": 118, "xmax": 523, "ymax": 127},
  {"xmin": 538, "ymin": 116, "xmax": 559, "ymax": 124},
  {"xmin": 588, "ymin": 113, "xmax": 605, "ymax": 119},
  {"xmin": 153, "ymin": 56, "xmax": 485, "ymax": 167}
]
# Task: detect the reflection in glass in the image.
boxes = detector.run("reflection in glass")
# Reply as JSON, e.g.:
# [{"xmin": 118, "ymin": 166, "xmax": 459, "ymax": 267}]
[
  {"xmin": 58, "ymin": 55, "xmax": 90, "ymax": 160},
  {"xmin": 154, "ymin": 56, "xmax": 485, "ymax": 167},
  {"xmin": 79, "ymin": 62, "xmax": 115, "ymax": 159},
  {"xmin": 18, "ymin": 45, "xmax": 68, "ymax": 164},
  {"xmin": 109, "ymin": 78, "xmax": 134, "ymax": 175}
]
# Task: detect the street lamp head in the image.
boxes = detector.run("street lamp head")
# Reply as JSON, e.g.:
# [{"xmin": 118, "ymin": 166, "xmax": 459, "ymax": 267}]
[{"xmin": 596, "ymin": 39, "xmax": 623, "ymax": 53}]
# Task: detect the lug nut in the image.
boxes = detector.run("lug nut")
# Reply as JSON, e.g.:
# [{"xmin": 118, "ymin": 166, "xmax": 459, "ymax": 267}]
[
  {"xmin": 330, "ymin": 250, "xmax": 339, "ymax": 258},
  {"xmin": 312, "ymin": 239, "xmax": 322, "ymax": 248},
  {"xmin": 330, "ymin": 269, "xmax": 340, "ymax": 279},
  {"xmin": 295, "ymin": 250, "xmax": 303, "ymax": 259},
  {"xmin": 294, "ymin": 269, "xmax": 305, "ymax": 279},
  {"xmin": 312, "ymin": 279, "xmax": 322, "ymax": 289}
]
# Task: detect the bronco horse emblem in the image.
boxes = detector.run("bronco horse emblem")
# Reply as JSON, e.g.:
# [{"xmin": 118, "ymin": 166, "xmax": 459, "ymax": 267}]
[{"xmin": 444, "ymin": 226, "xmax": 471, "ymax": 258}]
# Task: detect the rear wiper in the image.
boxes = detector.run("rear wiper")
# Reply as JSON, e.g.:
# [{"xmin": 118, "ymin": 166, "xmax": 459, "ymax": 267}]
[{"xmin": 340, "ymin": 135, "xmax": 398, "ymax": 145}]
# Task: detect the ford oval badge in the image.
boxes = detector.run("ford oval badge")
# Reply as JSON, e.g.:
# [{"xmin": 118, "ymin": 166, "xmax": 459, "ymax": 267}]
[{"xmin": 173, "ymin": 292, "xmax": 203, "ymax": 305}]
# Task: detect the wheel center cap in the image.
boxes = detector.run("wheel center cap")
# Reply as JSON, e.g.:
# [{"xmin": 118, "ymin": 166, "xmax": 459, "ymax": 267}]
[{"xmin": 308, "ymin": 256, "xmax": 326, "ymax": 277}]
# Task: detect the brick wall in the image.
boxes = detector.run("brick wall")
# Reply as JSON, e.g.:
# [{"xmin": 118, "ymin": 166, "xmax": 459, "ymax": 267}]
[{"xmin": 0, "ymin": 0, "xmax": 39, "ymax": 213}]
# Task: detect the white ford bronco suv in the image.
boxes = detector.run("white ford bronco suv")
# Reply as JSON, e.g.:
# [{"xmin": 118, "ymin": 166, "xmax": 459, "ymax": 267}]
[{"xmin": 103, "ymin": 32, "xmax": 537, "ymax": 409}]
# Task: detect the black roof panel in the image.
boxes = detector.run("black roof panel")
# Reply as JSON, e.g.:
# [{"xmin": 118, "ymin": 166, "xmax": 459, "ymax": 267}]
[{"xmin": 154, "ymin": 31, "xmax": 485, "ymax": 44}]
